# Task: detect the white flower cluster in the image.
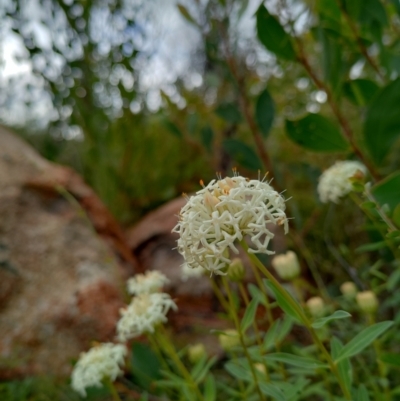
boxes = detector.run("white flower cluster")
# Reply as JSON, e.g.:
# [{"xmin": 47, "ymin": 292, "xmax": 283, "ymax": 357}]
[
  {"xmin": 317, "ymin": 161, "xmax": 367, "ymax": 203},
  {"xmin": 71, "ymin": 343, "xmax": 127, "ymax": 397},
  {"xmin": 173, "ymin": 174, "xmax": 288, "ymax": 275},
  {"xmin": 127, "ymin": 270, "xmax": 169, "ymax": 295},
  {"xmin": 117, "ymin": 292, "xmax": 177, "ymax": 342},
  {"xmin": 181, "ymin": 262, "xmax": 206, "ymax": 281}
]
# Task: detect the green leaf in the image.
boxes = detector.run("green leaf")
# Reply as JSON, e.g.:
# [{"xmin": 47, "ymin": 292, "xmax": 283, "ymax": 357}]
[
  {"xmin": 204, "ymin": 374, "xmax": 217, "ymax": 401},
  {"xmin": 264, "ymin": 279, "xmax": 304, "ymax": 323},
  {"xmin": 359, "ymin": 0, "xmax": 388, "ymax": 27},
  {"xmin": 215, "ymin": 103, "xmax": 242, "ymax": 124},
  {"xmin": 343, "ymin": 79, "xmax": 380, "ymax": 106},
  {"xmin": 371, "ymin": 171, "xmax": 400, "ymax": 216},
  {"xmin": 191, "ymin": 356, "xmax": 217, "ymax": 384},
  {"xmin": 256, "ymin": 5, "xmax": 296, "ymax": 61},
  {"xmin": 285, "ymin": 114, "xmax": 349, "ymax": 152},
  {"xmin": 164, "ymin": 121, "xmax": 183, "ymax": 138},
  {"xmin": 331, "ymin": 337, "xmax": 352, "ymax": 394},
  {"xmin": 255, "ymin": 89, "xmax": 275, "ymax": 137},
  {"xmin": 263, "ymin": 319, "xmax": 281, "ymax": 351},
  {"xmin": 393, "ymin": 204, "xmax": 400, "ymax": 228},
  {"xmin": 318, "ymin": 28, "xmax": 342, "ymax": 93},
  {"xmin": 360, "ymin": 201, "xmax": 376, "ymax": 210},
  {"xmin": 259, "ymin": 382, "xmax": 287, "ymax": 401},
  {"xmin": 241, "ymin": 297, "xmax": 259, "ymax": 332},
  {"xmin": 387, "ymin": 268, "xmax": 400, "ymax": 291},
  {"xmin": 334, "ymin": 321, "xmax": 394, "ymax": 363},
  {"xmin": 248, "ymin": 283, "xmax": 267, "ymax": 306},
  {"xmin": 264, "ymin": 353, "xmax": 328, "ymax": 369},
  {"xmin": 355, "ymin": 241, "xmax": 388, "ymax": 253},
  {"xmin": 311, "ymin": 310, "xmax": 352, "ymax": 328},
  {"xmin": 380, "ymin": 353, "xmax": 400, "ymax": 368},
  {"xmin": 317, "ymin": 0, "xmax": 341, "ymax": 27},
  {"xmin": 283, "ymin": 377, "xmax": 310, "ymax": 399},
  {"xmin": 224, "ymin": 361, "xmax": 252, "ymax": 381},
  {"xmin": 364, "ymin": 78, "xmax": 400, "ymax": 163},
  {"xmin": 355, "ymin": 384, "xmax": 370, "ymax": 401},
  {"xmin": 131, "ymin": 342, "xmax": 162, "ymax": 390},
  {"xmin": 177, "ymin": 4, "xmax": 197, "ymax": 26},
  {"xmin": 201, "ymin": 126, "xmax": 214, "ymax": 152},
  {"xmin": 222, "ymin": 139, "xmax": 263, "ymax": 171}
]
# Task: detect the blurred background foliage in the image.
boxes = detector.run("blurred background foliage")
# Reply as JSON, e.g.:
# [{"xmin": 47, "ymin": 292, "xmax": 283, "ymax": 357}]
[{"xmin": 1, "ymin": 0, "xmax": 400, "ymax": 286}]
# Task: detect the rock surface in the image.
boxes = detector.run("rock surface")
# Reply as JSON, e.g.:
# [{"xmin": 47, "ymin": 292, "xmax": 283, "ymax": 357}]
[{"xmin": 0, "ymin": 127, "xmax": 137, "ymax": 377}]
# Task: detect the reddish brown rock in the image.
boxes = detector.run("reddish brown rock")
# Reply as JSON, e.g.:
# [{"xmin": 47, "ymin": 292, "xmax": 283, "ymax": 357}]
[{"xmin": 0, "ymin": 126, "xmax": 136, "ymax": 377}]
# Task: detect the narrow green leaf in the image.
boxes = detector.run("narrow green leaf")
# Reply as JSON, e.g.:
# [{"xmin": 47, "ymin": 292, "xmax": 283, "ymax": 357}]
[
  {"xmin": 177, "ymin": 4, "xmax": 197, "ymax": 26},
  {"xmin": 386, "ymin": 230, "xmax": 400, "ymax": 239},
  {"xmin": 311, "ymin": 310, "xmax": 352, "ymax": 328},
  {"xmin": 248, "ymin": 283, "xmax": 267, "ymax": 306},
  {"xmin": 343, "ymin": 79, "xmax": 379, "ymax": 106},
  {"xmin": 380, "ymin": 353, "xmax": 400, "ymax": 368},
  {"xmin": 164, "ymin": 121, "xmax": 183, "ymax": 138},
  {"xmin": 256, "ymin": 5, "xmax": 296, "ymax": 61},
  {"xmin": 259, "ymin": 382, "xmax": 287, "ymax": 401},
  {"xmin": 360, "ymin": 201, "xmax": 376, "ymax": 209},
  {"xmin": 285, "ymin": 114, "xmax": 349, "ymax": 152},
  {"xmin": 264, "ymin": 353, "xmax": 328, "ymax": 369},
  {"xmin": 224, "ymin": 361, "xmax": 252, "ymax": 381},
  {"xmin": 283, "ymin": 377, "xmax": 310, "ymax": 399},
  {"xmin": 387, "ymin": 269, "xmax": 400, "ymax": 291},
  {"xmin": 355, "ymin": 384, "xmax": 370, "ymax": 401},
  {"xmin": 241, "ymin": 297, "xmax": 259, "ymax": 332},
  {"xmin": 335, "ymin": 321, "xmax": 394, "ymax": 363},
  {"xmin": 393, "ymin": 204, "xmax": 400, "ymax": 228},
  {"xmin": 364, "ymin": 78, "xmax": 400, "ymax": 163},
  {"xmin": 331, "ymin": 337, "xmax": 352, "ymax": 394},
  {"xmin": 255, "ymin": 89, "xmax": 275, "ymax": 137},
  {"xmin": 276, "ymin": 316, "xmax": 293, "ymax": 344},
  {"xmin": 204, "ymin": 374, "xmax": 217, "ymax": 401},
  {"xmin": 264, "ymin": 279, "xmax": 304, "ymax": 324},
  {"xmin": 355, "ymin": 241, "xmax": 388, "ymax": 253},
  {"xmin": 222, "ymin": 139, "xmax": 263, "ymax": 171},
  {"xmin": 263, "ymin": 319, "xmax": 281, "ymax": 351}
]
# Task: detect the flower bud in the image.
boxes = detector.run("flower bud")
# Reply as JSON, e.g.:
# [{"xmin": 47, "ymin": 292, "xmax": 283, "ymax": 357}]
[
  {"xmin": 219, "ymin": 329, "xmax": 240, "ymax": 351},
  {"xmin": 187, "ymin": 343, "xmax": 206, "ymax": 364},
  {"xmin": 340, "ymin": 281, "xmax": 357, "ymax": 299},
  {"xmin": 271, "ymin": 251, "xmax": 300, "ymax": 281},
  {"xmin": 306, "ymin": 296, "xmax": 325, "ymax": 318},
  {"xmin": 254, "ymin": 363, "xmax": 266, "ymax": 375},
  {"xmin": 356, "ymin": 291, "xmax": 378, "ymax": 314},
  {"xmin": 227, "ymin": 258, "xmax": 245, "ymax": 282}
]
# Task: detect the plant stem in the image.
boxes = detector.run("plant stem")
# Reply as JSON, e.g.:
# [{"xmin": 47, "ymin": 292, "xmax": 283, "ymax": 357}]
[
  {"xmin": 239, "ymin": 240, "xmax": 352, "ymax": 400},
  {"xmin": 104, "ymin": 378, "xmax": 122, "ymax": 401},
  {"xmin": 222, "ymin": 277, "xmax": 266, "ymax": 401},
  {"xmin": 155, "ymin": 326, "xmax": 205, "ymax": 401},
  {"xmin": 210, "ymin": 277, "xmax": 231, "ymax": 312},
  {"xmin": 294, "ymin": 42, "xmax": 380, "ymax": 181},
  {"xmin": 336, "ymin": 0, "xmax": 386, "ymax": 81},
  {"xmin": 238, "ymin": 282, "xmax": 270, "ymax": 380}
]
